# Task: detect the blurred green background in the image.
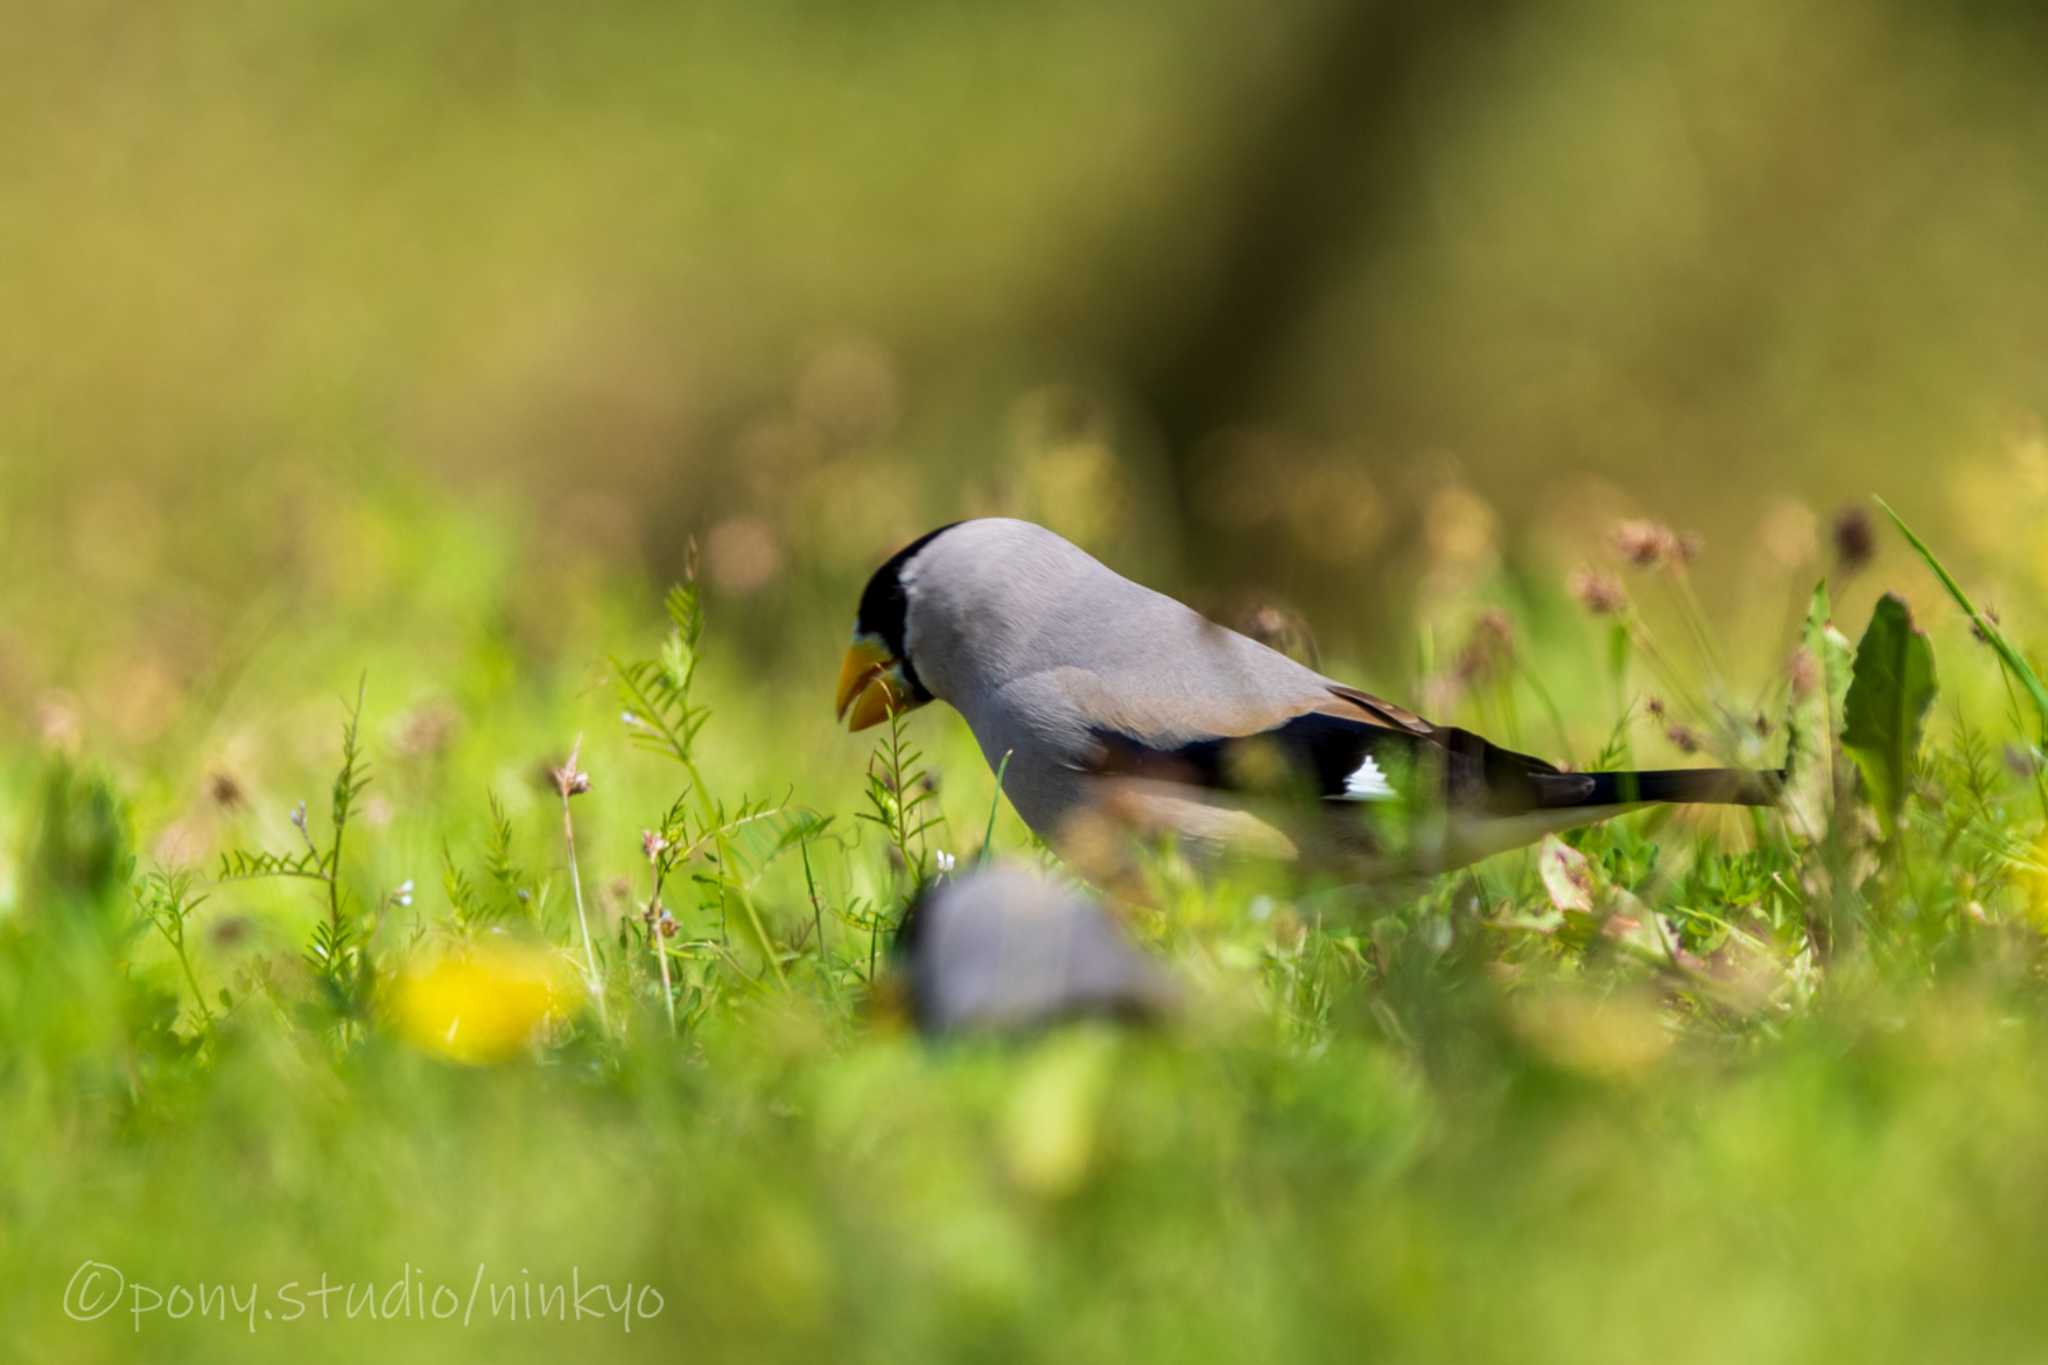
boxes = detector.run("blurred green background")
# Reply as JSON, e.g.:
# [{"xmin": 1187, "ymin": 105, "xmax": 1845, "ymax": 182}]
[{"xmin": 8, "ymin": 0, "xmax": 2048, "ymax": 735}]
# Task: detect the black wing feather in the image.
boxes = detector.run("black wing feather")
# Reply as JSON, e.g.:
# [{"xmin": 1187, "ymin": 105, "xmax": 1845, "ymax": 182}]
[
  {"xmin": 1087, "ymin": 711, "xmax": 1579, "ymax": 814},
  {"xmin": 1085, "ymin": 710, "xmax": 1786, "ymax": 814}
]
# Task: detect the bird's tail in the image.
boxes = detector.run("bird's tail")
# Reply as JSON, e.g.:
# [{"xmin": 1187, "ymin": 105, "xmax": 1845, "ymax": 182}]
[{"xmin": 1535, "ymin": 767, "xmax": 1785, "ymax": 809}]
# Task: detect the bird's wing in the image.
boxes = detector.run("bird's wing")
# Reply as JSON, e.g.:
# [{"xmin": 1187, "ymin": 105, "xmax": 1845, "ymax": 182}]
[
  {"xmin": 1086, "ymin": 684, "xmax": 1594, "ymax": 816},
  {"xmin": 1317, "ymin": 683, "xmax": 1434, "ymax": 736}
]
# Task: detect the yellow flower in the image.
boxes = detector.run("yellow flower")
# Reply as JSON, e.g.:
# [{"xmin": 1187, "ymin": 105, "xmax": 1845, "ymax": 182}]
[
  {"xmin": 2027, "ymin": 833, "xmax": 2048, "ymax": 933},
  {"xmin": 392, "ymin": 944, "xmax": 579, "ymax": 1065}
]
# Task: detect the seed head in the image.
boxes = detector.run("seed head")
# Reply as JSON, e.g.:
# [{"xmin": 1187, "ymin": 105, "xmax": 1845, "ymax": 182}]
[
  {"xmin": 1239, "ymin": 602, "xmax": 1322, "ymax": 667},
  {"xmin": 552, "ymin": 737, "xmax": 592, "ymax": 799},
  {"xmin": 1831, "ymin": 506, "xmax": 1875, "ymax": 572},
  {"xmin": 208, "ymin": 771, "xmax": 245, "ymax": 810},
  {"xmin": 1611, "ymin": 520, "xmax": 1675, "ymax": 568},
  {"xmin": 642, "ymin": 897, "xmax": 679, "ymax": 937},
  {"xmin": 1452, "ymin": 610, "xmax": 1515, "ymax": 684},
  {"xmin": 1568, "ymin": 567, "xmax": 1626, "ymax": 616}
]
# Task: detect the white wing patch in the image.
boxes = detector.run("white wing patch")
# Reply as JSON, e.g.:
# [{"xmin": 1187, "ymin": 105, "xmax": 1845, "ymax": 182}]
[{"xmin": 1339, "ymin": 754, "xmax": 1395, "ymax": 802}]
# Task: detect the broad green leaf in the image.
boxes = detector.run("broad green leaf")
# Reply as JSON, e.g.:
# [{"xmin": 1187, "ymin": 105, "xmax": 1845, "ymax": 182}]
[{"xmin": 1841, "ymin": 592, "xmax": 1937, "ymax": 835}]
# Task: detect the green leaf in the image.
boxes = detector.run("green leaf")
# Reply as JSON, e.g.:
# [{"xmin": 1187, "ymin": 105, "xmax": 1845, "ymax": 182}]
[
  {"xmin": 977, "ymin": 750, "xmax": 1013, "ymax": 866},
  {"xmin": 217, "ymin": 846, "xmax": 332, "ymax": 882},
  {"xmin": 1841, "ymin": 592, "xmax": 1937, "ymax": 835},
  {"xmin": 1877, "ymin": 496, "xmax": 2048, "ymax": 742},
  {"xmin": 27, "ymin": 760, "xmax": 132, "ymax": 911},
  {"xmin": 1781, "ymin": 581, "xmax": 1855, "ymax": 840},
  {"xmin": 329, "ymin": 675, "xmax": 371, "ymax": 833}
]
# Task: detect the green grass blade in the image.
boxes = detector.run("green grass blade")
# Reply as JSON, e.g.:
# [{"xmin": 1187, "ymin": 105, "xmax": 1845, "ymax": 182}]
[
  {"xmin": 1878, "ymin": 496, "xmax": 2048, "ymax": 737},
  {"xmin": 977, "ymin": 750, "xmax": 1012, "ymax": 866}
]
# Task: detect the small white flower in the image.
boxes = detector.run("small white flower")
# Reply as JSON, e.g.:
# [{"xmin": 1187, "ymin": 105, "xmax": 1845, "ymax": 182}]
[
  {"xmin": 621, "ymin": 711, "xmax": 643, "ymax": 728},
  {"xmin": 933, "ymin": 850, "xmax": 957, "ymax": 874},
  {"xmin": 393, "ymin": 879, "xmax": 415, "ymax": 908}
]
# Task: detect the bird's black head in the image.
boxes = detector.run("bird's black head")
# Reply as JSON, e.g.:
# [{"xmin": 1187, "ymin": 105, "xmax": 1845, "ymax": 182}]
[{"xmin": 835, "ymin": 523, "xmax": 959, "ymax": 730}]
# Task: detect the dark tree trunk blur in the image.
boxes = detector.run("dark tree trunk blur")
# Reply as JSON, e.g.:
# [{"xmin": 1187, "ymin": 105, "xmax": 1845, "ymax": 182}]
[{"xmin": 1125, "ymin": 0, "xmax": 1514, "ymax": 564}]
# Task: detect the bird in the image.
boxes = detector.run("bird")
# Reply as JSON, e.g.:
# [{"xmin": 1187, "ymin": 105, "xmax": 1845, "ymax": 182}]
[
  {"xmin": 894, "ymin": 863, "xmax": 1177, "ymax": 1035},
  {"xmin": 835, "ymin": 518, "xmax": 1782, "ymax": 879}
]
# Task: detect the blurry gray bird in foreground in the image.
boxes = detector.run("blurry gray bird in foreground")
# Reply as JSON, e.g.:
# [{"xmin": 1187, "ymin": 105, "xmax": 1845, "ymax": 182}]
[{"xmin": 896, "ymin": 864, "xmax": 1177, "ymax": 1035}]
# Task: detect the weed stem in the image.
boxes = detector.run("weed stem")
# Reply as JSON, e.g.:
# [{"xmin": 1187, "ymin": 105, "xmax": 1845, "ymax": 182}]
[{"xmin": 557, "ymin": 735, "xmax": 610, "ymax": 1033}]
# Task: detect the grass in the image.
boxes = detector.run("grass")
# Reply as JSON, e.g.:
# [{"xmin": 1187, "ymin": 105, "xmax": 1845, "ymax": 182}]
[
  {"xmin": 7, "ymin": 2, "xmax": 2047, "ymax": 1354},
  {"xmin": 3, "ymin": 495, "xmax": 2047, "ymax": 1365}
]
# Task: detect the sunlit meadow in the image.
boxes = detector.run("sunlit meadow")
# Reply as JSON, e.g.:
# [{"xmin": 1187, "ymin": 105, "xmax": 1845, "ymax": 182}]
[{"xmin": 7, "ymin": 2, "xmax": 2048, "ymax": 1361}]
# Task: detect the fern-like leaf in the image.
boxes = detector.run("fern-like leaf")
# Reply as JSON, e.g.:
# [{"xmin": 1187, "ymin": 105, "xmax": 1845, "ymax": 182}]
[
  {"xmin": 442, "ymin": 842, "xmax": 481, "ymax": 926},
  {"xmin": 217, "ymin": 847, "xmax": 332, "ymax": 882},
  {"xmin": 482, "ymin": 793, "xmax": 522, "ymax": 894},
  {"xmin": 330, "ymin": 676, "xmax": 372, "ymax": 834}
]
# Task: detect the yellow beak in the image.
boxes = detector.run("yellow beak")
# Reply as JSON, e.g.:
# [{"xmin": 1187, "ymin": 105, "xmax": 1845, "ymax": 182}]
[{"xmin": 835, "ymin": 638, "xmax": 900, "ymax": 732}]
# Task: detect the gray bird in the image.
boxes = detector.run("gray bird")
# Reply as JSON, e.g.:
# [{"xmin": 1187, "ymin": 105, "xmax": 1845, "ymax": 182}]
[
  {"xmin": 836, "ymin": 519, "xmax": 1780, "ymax": 878},
  {"xmin": 896, "ymin": 863, "xmax": 1177, "ymax": 1034}
]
